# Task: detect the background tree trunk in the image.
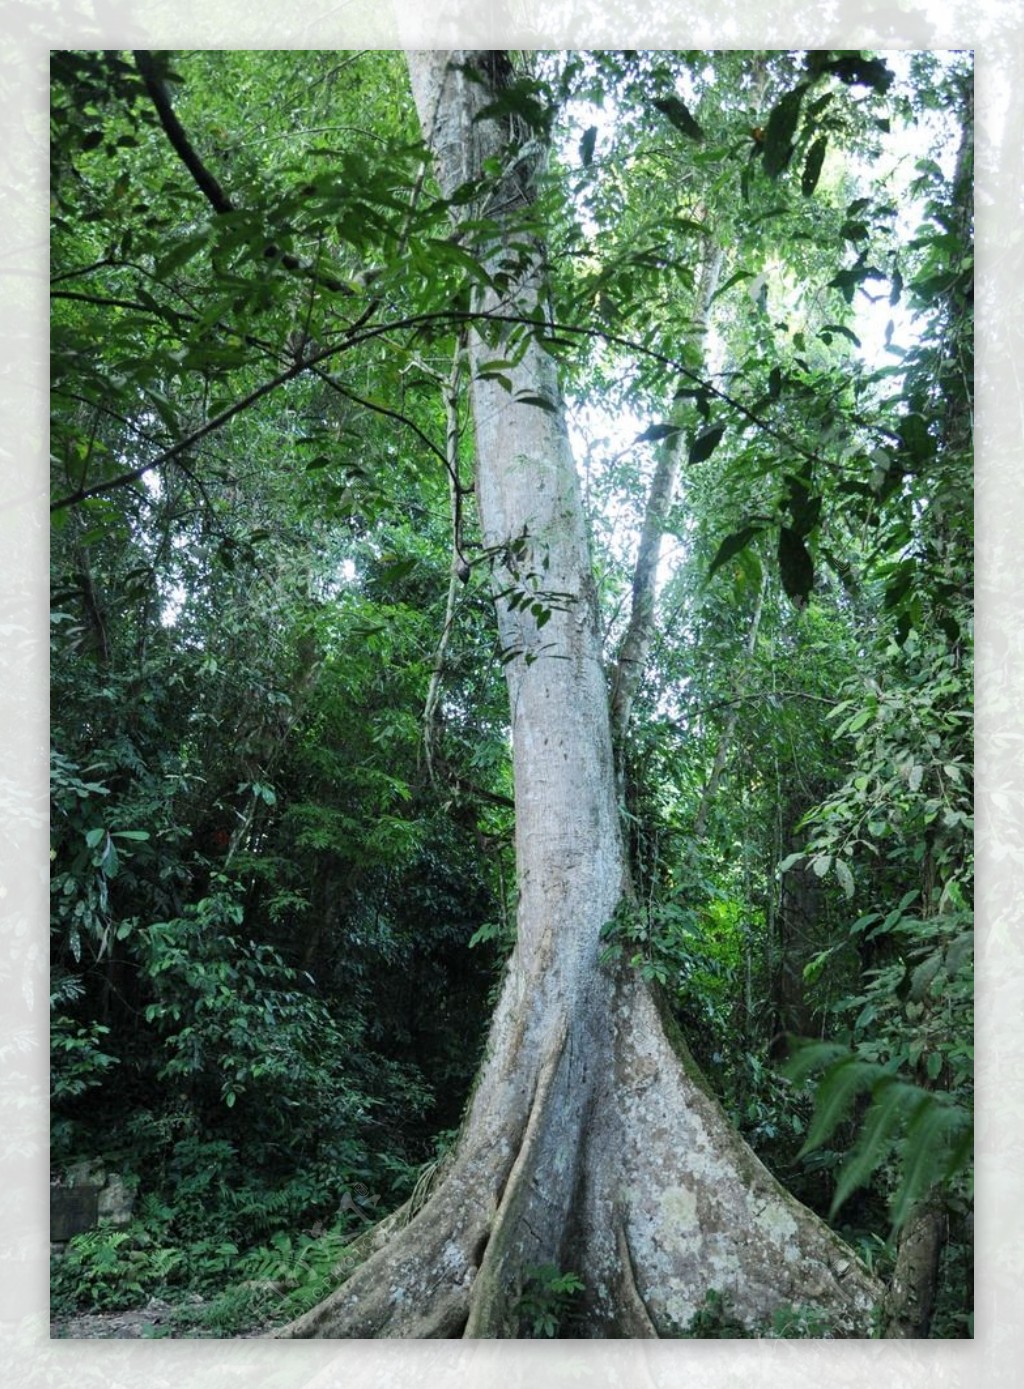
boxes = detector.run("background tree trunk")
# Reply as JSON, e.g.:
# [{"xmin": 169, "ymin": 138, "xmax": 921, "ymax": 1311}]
[{"xmin": 274, "ymin": 49, "xmax": 883, "ymax": 1339}]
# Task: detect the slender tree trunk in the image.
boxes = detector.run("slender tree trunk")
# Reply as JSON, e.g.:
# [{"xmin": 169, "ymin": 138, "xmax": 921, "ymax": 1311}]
[
  {"xmin": 274, "ymin": 50, "xmax": 882, "ymax": 1340},
  {"xmin": 610, "ymin": 238, "xmax": 724, "ymax": 791},
  {"xmin": 692, "ymin": 573, "xmax": 765, "ymax": 840},
  {"xmin": 883, "ymin": 1197, "xmax": 946, "ymax": 1338}
]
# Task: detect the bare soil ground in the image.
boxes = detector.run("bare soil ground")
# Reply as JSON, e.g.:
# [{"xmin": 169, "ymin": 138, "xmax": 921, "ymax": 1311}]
[{"xmin": 49, "ymin": 1299, "xmax": 276, "ymax": 1339}]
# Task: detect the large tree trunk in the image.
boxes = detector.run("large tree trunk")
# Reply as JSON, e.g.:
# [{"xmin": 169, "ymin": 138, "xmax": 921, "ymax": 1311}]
[{"xmin": 274, "ymin": 50, "xmax": 882, "ymax": 1340}]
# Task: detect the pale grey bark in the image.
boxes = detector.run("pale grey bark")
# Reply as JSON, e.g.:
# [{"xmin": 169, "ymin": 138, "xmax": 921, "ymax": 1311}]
[{"xmin": 275, "ymin": 50, "xmax": 883, "ymax": 1340}]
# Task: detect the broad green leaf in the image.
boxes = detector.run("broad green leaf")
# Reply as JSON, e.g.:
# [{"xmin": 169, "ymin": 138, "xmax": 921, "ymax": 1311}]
[
  {"xmin": 636, "ymin": 423, "xmax": 683, "ymax": 444},
  {"xmin": 777, "ymin": 526, "xmax": 814, "ymax": 607},
  {"xmin": 786, "ymin": 479, "xmax": 821, "ymax": 537},
  {"xmin": 376, "ymin": 557, "xmax": 417, "ymax": 585},
  {"xmin": 823, "ymin": 54, "xmax": 894, "ymax": 94},
  {"xmin": 818, "ymin": 322, "xmax": 861, "ymax": 348},
  {"xmin": 707, "ymin": 523, "xmax": 763, "ymax": 580},
  {"xmin": 889, "ymin": 1097, "xmax": 972, "ymax": 1231},
  {"xmin": 709, "ymin": 269, "xmax": 757, "ymax": 305},
  {"xmin": 155, "ymin": 232, "xmax": 210, "ymax": 279},
  {"xmin": 829, "ymin": 1078, "xmax": 916, "ymax": 1215},
  {"xmin": 782, "ymin": 1040, "xmax": 851, "ymax": 1086},
  {"xmin": 688, "ymin": 423, "xmax": 726, "ymax": 464},
  {"xmin": 801, "ymin": 136, "xmax": 827, "ymax": 196},
  {"xmin": 898, "ymin": 412, "xmax": 935, "ymax": 462},
  {"xmin": 762, "ymin": 85, "xmax": 807, "ymax": 178},
  {"xmin": 514, "ymin": 392, "xmax": 559, "ymax": 413},
  {"xmin": 652, "ymin": 96, "xmax": 704, "ymax": 142},
  {"xmin": 835, "ymin": 858, "xmax": 855, "ymax": 899},
  {"xmin": 99, "ymin": 835, "xmax": 119, "ymax": 879}
]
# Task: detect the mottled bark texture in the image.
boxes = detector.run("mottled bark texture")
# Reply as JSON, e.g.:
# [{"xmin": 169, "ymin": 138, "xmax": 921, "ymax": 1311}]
[
  {"xmin": 883, "ymin": 1198, "xmax": 947, "ymax": 1337},
  {"xmin": 274, "ymin": 51, "xmax": 882, "ymax": 1339}
]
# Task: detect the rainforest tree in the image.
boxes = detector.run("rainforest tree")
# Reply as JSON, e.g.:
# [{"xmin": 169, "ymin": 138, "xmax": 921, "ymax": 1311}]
[
  {"xmin": 50, "ymin": 47, "xmax": 972, "ymax": 1337},
  {"xmin": 277, "ymin": 49, "xmax": 891, "ymax": 1338}
]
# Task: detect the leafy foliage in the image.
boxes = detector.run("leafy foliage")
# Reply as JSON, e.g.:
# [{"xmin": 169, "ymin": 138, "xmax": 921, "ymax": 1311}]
[
  {"xmin": 514, "ymin": 1264, "xmax": 586, "ymax": 1337},
  {"xmin": 49, "ymin": 46, "xmax": 971, "ymax": 1336}
]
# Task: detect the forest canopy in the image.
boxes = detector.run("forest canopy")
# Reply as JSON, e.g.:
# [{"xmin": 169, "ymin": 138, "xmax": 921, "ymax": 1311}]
[{"xmin": 49, "ymin": 47, "xmax": 972, "ymax": 1338}]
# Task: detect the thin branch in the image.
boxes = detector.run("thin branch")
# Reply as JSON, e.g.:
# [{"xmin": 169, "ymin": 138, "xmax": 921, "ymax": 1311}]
[
  {"xmin": 51, "ymin": 301, "xmax": 893, "ymax": 513},
  {"xmin": 694, "ymin": 573, "xmax": 766, "ymax": 840},
  {"xmin": 51, "ymin": 289, "xmax": 180, "ymax": 315},
  {"xmin": 308, "ymin": 366, "xmax": 450, "ymax": 471},
  {"xmin": 610, "ymin": 239, "xmax": 724, "ymax": 776},
  {"xmin": 50, "ymin": 257, "xmax": 115, "ymax": 285},
  {"xmin": 700, "ymin": 689, "xmax": 839, "ymax": 713},
  {"xmin": 51, "ymin": 359, "xmax": 306, "ymax": 512}
]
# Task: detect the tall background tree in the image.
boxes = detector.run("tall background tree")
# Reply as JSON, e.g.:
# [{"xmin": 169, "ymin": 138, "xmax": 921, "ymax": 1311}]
[{"xmin": 49, "ymin": 46, "xmax": 972, "ymax": 1338}]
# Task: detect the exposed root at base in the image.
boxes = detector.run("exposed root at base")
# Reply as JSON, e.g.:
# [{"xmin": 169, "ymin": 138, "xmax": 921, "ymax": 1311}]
[{"xmin": 614, "ymin": 1213, "xmax": 659, "ymax": 1337}]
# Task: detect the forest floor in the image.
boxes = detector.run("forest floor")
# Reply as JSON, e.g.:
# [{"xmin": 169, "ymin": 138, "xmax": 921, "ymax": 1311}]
[{"xmin": 49, "ymin": 1298, "xmax": 277, "ymax": 1339}]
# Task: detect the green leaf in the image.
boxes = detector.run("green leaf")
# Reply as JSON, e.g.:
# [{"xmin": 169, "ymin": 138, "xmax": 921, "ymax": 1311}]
[
  {"xmin": 707, "ymin": 523, "xmax": 762, "ymax": 580},
  {"xmin": 898, "ymin": 412, "xmax": 935, "ymax": 462},
  {"xmin": 847, "ymin": 707, "xmax": 874, "ymax": 733},
  {"xmin": 636, "ymin": 423, "xmax": 683, "ymax": 444},
  {"xmin": 888, "ymin": 1097, "xmax": 971, "ymax": 1231},
  {"xmin": 652, "ymin": 96, "xmax": 704, "ymax": 142},
  {"xmin": 786, "ymin": 479, "xmax": 822, "ymax": 537},
  {"xmin": 818, "ymin": 322, "xmax": 861, "ymax": 348},
  {"xmin": 782, "ymin": 1040, "xmax": 851, "ymax": 1086},
  {"xmin": 762, "ymin": 85, "xmax": 807, "ymax": 178},
  {"xmin": 822, "ymin": 53, "xmax": 894, "ymax": 94},
  {"xmin": 99, "ymin": 835, "xmax": 120, "ymax": 879},
  {"xmin": 688, "ymin": 424, "xmax": 725, "ymax": 464},
  {"xmin": 835, "ymin": 858, "xmax": 855, "ymax": 899},
  {"xmin": 473, "ymin": 81, "xmax": 552, "ymax": 137},
  {"xmin": 514, "ymin": 392, "xmax": 559, "ymax": 413},
  {"xmin": 798, "ymin": 1056, "xmax": 880, "ymax": 1155},
  {"xmin": 777, "ymin": 526, "xmax": 814, "ymax": 607},
  {"xmin": 155, "ymin": 232, "xmax": 209, "ymax": 279},
  {"xmin": 708, "ymin": 269, "xmax": 757, "ymax": 305},
  {"xmin": 829, "ymin": 1078, "xmax": 915, "ymax": 1215},
  {"xmin": 378, "ymin": 557, "xmax": 417, "ymax": 583},
  {"xmin": 801, "ymin": 136, "xmax": 827, "ymax": 196},
  {"xmin": 579, "ymin": 125, "xmax": 597, "ymax": 167}
]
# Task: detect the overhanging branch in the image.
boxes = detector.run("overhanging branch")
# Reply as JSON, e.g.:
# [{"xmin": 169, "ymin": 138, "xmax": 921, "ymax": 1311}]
[{"xmin": 51, "ymin": 304, "xmax": 891, "ymax": 513}]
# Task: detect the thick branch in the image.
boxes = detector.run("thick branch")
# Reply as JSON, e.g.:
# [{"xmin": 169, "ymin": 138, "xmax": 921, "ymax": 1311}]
[
  {"xmin": 133, "ymin": 50, "xmax": 234, "ymax": 214},
  {"xmin": 132, "ymin": 50, "xmax": 356, "ymax": 297}
]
